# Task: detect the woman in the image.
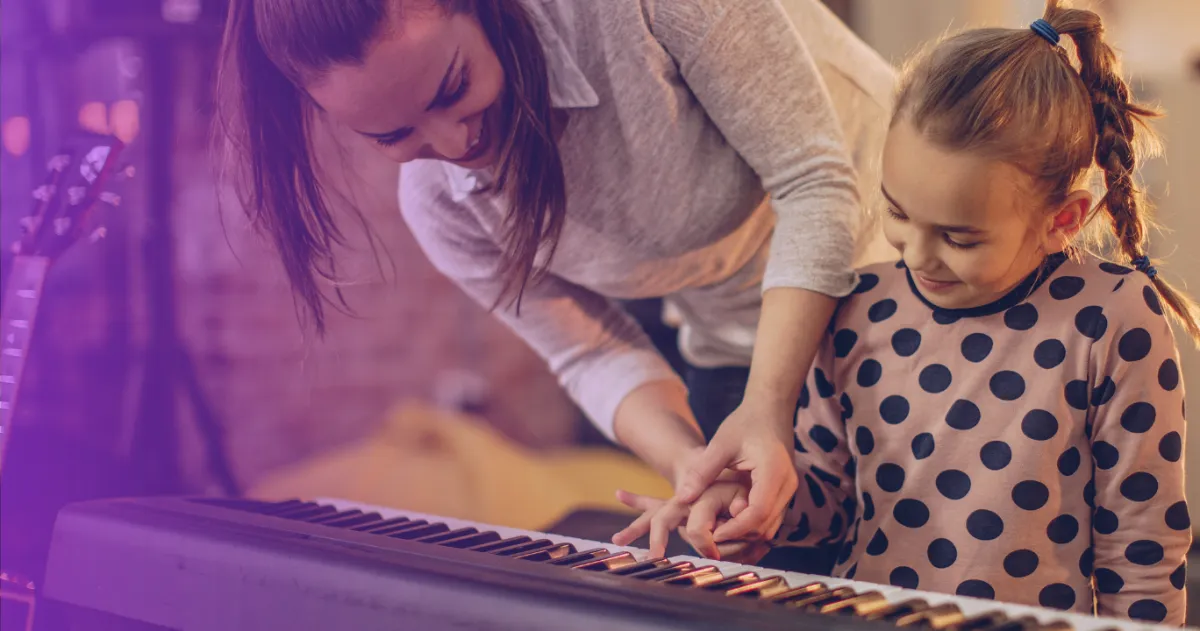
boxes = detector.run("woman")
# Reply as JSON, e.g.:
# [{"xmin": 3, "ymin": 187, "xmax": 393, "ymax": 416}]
[{"xmin": 214, "ymin": 0, "xmax": 895, "ymax": 566}]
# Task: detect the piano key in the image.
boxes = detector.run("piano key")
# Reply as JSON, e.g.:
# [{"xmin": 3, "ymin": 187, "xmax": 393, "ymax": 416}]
[
  {"xmin": 321, "ymin": 512, "xmax": 381, "ymax": 528},
  {"xmin": 568, "ymin": 551, "xmax": 636, "ymax": 572},
  {"xmin": 438, "ymin": 531, "xmax": 502, "ymax": 549},
  {"xmin": 862, "ymin": 599, "xmax": 930, "ymax": 622},
  {"xmin": 306, "ymin": 510, "xmax": 363, "ymax": 524},
  {"xmin": 949, "ymin": 611, "xmax": 1010, "ymax": 631},
  {"xmin": 624, "ymin": 561, "xmax": 694, "ymax": 581},
  {"xmin": 492, "ymin": 539, "xmax": 557, "ymax": 557},
  {"xmin": 817, "ymin": 591, "xmax": 891, "ymax": 617},
  {"xmin": 413, "ymin": 527, "xmax": 478, "ymax": 544},
  {"xmin": 606, "ymin": 558, "xmax": 670, "ymax": 576},
  {"xmin": 467, "ymin": 535, "xmax": 530, "ymax": 553},
  {"xmin": 370, "ymin": 520, "xmax": 429, "ymax": 536},
  {"xmin": 274, "ymin": 504, "xmax": 336, "ymax": 520},
  {"xmin": 387, "ymin": 523, "xmax": 450, "ymax": 540},
  {"xmin": 351, "ymin": 516, "xmax": 410, "ymax": 532},
  {"xmin": 656, "ymin": 566, "xmax": 722, "ymax": 586},
  {"xmin": 783, "ymin": 586, "xmax": 857, "ymax": 610},
  {"xmin": 895, "ymin": 603, "xmax": 966, "ymax": 628},
  {"xmin": 512, "ymin": 543, "xmax": 575, "ymax": 562},
  {"xmin": 699, "ymin": 572, "xmax": 759, "ymax": 591},
  {"xmin": 724, "ymin": 575, "xmax": 788, "ymax": 598},
  {"xmin": 546, "ymin": 548, "xmax": 609, "ymax": 566}
]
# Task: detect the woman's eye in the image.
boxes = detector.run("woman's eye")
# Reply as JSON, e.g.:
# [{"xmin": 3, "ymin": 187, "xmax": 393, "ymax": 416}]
[{"xmin": 944, "ymin": 235, "xmax": 980, "ymax": 250}]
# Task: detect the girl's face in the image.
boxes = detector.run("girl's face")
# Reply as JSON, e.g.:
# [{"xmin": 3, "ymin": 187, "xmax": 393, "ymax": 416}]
[
  {"xmin": 307, "ymin": 3, "xmax": 506, "ymax": 168},
  {"xmin": 880, "ymin": 118, "xmax": 1086, "ymax": 310}
]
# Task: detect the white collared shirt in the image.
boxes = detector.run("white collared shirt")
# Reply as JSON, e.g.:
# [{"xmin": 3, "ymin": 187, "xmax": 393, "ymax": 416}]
[{"xmin": 401, "ymin": 0, "xmax": 896, "ymax": 439}]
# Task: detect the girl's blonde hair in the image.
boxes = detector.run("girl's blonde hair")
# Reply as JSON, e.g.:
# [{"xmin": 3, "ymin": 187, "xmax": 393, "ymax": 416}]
[{"xmin": 892, "ymin": 0, "xmax": 1200, "ymax": 343}]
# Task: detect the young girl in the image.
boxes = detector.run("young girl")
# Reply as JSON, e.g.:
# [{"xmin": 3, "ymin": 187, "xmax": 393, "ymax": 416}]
[{"xmin": 616, "ymin": 1, "xmax": 1193, "ymax": 624}]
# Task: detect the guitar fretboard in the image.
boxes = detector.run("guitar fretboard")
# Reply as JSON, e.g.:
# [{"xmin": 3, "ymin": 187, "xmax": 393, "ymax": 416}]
[{"xmin": 0, "ymin": 255, "xmax": 50, "ymax": 471}]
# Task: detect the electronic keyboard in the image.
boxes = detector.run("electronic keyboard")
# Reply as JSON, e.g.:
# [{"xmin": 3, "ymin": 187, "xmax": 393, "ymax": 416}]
[{"xmin": 39, "ymin": 496, "xmax": 1162, "ymax": 630}]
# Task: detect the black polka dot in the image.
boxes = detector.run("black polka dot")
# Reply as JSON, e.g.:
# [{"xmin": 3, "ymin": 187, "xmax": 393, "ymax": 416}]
[
  {"xmin": 1003, "ymin": 550, "xmax": 1039, "ymax": 578},
  {"xmin": 1120, "ymin": 402, "xmax": 1156, "ymax": 433},
  {"xmin": 911, "ymin": 433, "xmax": 935, "ymax": 460},
  {"xmin": 809, "ymin": 426, "xmax": 839, "ymax": 453},
  {"xmin": 928, "ymin": 539, "xmax": 957, "ymax": 569},
  {"xmin": 889, "ymin": 566, "xmax": 920, "ymax": 589},
  {"xmin": 1012, "ymin": 481, "xmax": 1050, "ymax": 511},
  {"xmin": 1005, "ymin": 304, "xmax": 1039, "ymax": 330},
  {"xmin": 1100, "ymin": 262, "xmax": 1134, "ymax": 275},
  {"xmin": 804, "ymin": 475, "xmax": 826, "ymax": 508},
  {"xmin": 955, "ymin": 580, "xmax": 995, "ymax": 600},
  {"xmin": 1084, "ymin": 479, "xmax": 1095, "ymax": 508},
  {"xmin": 1159, "ymin": 359, "xmax": 1179, "ymax": 391},
  {"xmin": 876, "ymin": 463, "xmax": 906, "ymax": 493},
  {"xmin": 1160, "ymin": 432, "xmax": 1182, "ymax": 462},
  {"xmin": 966, "ymin": 510, "xmax": 1004, "ymax": 540},
  {"xmin": 894, "ymin": 499, "xmax": 930, "ymax": 528},
  {"xmin": 894, "ymin": 260, "xmax": 906, "ymax": 269},
  {"xmin": 1118, "ymin": 328, "xmax": 1152, "ymax": 362},
  {"xmin": 919, "ymin": 364, "xmax": 952, "ymax": 393},
  {"xmin": 868, "ymin": 299, "xmax": 898, "ymax": 322},
  {"xmin": 891, "ymin": 329, "xmax": 921, "ymax": 357},
  {"xmin": 1165, "ymin": 501, "xmax": 1190, "ymax": 531},
  {"xmin": 1170, "ymin": 562, "xmax": 1186, "ymax": 590},
  {"xmin": 797, "ymin": 384, "xmax": 810, "ymax": 411},
  {"xmin": 857, "ymin": 359, "xmax": 883, "ymax": 387},
  {"xmin": 1093, "ymin": 441, "xmax": 1120, "ymax": 470},
  {"xmin": 845, "ymin": 563, "xmax": 857, "ymax": 579},
  {"xmin": 843, "ymin": 457, "xmax": 856, "ymax": 478},
  {"xmin": 840, "ymin": 393, "xmax": 854, "ymax": 420},
  {"xmin": 990, "ymin": 371, "xmax": 1025, "ymax": 401},
  {"xmin": 1125, "ymin": 540, "xmax": 1165, "ymax": 566},
  {"xmin": 793, "ymin": 435, "xmax": 807, "ymax": 453},
  {"xmin": 866, "ymin": 528, "xmax": 888, "ymax": 555},
  {"xmin": 787, "ymin": 513, "xmax": 811, "ymax": 542},
  {"xmin": 879, "ymin": 395, "xmax": 910, "ymax": 424},
  {"xmin": 1114, "ymin": 278, "xmax": 1125, "ymax": 291},
  {"xmin": 1057, "ymin": 447, "xmax": 1080, "ymax": 476},
  {"xmin": 1095, "ymin": 568, "xmax": 1125, "ymax": 594},
  {"xmin": 933, "ymin": 310, "xmax": 960, "ymax": 325},
  {"xmin": 854, "ymin": 274, "xmax": 880, "ymax": 294},
  {"xmin": 862, "ymin": 492, "xmax": 875, "ymax": 521},
  {"xmin": 1064, "ymin": 380, "xmax": 1089, "ymax": 410},
  {"xmin": 981, "ymin": 441, "xmax": 1012, "ymax": 470},
  {"xmin": 811, "ymin": 465, "xmax": 842, "ymax": 487},
  {"xmin": 1091, "ymin": 377, "xmax": 1116, "ymax": 406},
  {"xmin": 1075, "ymin": 306, "xmax": 1108, "ymax": 340},
  {"xmin": 855, "ymin": 426, "xmax": 874, "ymax": 455},
  {"xmin": 945, "ymin": 399, "xmax": 981, "ymax": 430},
  {"xmin": 937, "ymin": 470, "xmax": 971, "ymax": 500},
  {"xmin": 1034, "ymin": 339, "xmax": 1066, "ymax": 369},
  {"xmin": 1094, "ymin": 507, "xmax": 1119, "ymax": 535},
  {"xmin": 1121, "ymin": 472, "xmax": 1159, "ymax": 502},
  {"xmin": 961, "ymin": 333, "xmax": 993, "ymax": 363},
  {"xmin": 1079, "ymin": 548, "xmax": 1094, "ymax": 577},
  {"xmin": 1050, "ymin": 276, "xmax": 1085, "ymax": 300},
  {"xmin": 1039, "ymin": 584, "xmax": 1076, "ymax": 610},
  {"xmin": 1046, "ymin": 515, "xmax": 1079, "ymax": 544},
  {"xmin": 1144, "ymin": 285, "xmax": 1163, "ymax": 316},
  {"xmin": 1128, "ymin": 600, "xmax": 1168, "ymax": 623},
  {"xmin": 833, "ymin": 329, "xmax": 858, "ymax": 358},
  {"xmin": 1021, "ymin": 409, "xmax": 1058, "ymax": 441},
  {"xmin": 814, "ymin": 369, "xmax": 835, "ymax": 398}
]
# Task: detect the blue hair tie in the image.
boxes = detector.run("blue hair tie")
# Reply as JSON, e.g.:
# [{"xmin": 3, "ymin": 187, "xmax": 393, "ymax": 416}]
[
  {"xmin": 1132, "ymin": 255, "xmax": 1158, "ymax": 279},
  {"xmin": 1030, "ymin": 19, "xmax": 1060, "ymax": 46}
]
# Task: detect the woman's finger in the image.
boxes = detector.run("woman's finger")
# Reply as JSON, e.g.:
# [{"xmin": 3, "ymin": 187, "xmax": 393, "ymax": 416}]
[
  {"xmin": 616, "ymin": 489, "xmax": 663, "ymax": 512},
  {"xmin": 682, "ymin": 495, "xmax": 722, "ymax": 559},
  {"xmin": 648, "ymin": 502, "xmax": 686, "ymax": 559},
  {"xmin": 714, "ymin": 461, "xmax": 787, "ymax": 542},
  {"xmin": 673, "ymin": 440, "xmax": 735, "ymax": 503}
]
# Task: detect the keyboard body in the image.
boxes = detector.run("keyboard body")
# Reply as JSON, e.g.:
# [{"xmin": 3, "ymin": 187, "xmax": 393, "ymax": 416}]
[{"xmin": 39, "ymin": 496, "xmax": 1152, "ymax": 631}]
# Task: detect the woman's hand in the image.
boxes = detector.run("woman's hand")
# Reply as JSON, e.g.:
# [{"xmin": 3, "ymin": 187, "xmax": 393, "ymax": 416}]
[
  {"xmin": 671, "ymin": 399, "xmax": 797, "ymax": 545},
  {"xmin": 611, "ymin": 474, "xmax": 773, "ymax": 565}
]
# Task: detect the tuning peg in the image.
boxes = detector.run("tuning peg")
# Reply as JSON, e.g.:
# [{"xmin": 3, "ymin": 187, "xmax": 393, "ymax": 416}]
[
  {"xmin": 99, "ymin": 192, "xmax": 122, "ymax": 207},
  {"xmin": 54, "ymin": 217, "xmax": 72, "ymax": 236},
  {"xmin": 88, "ymin": 227, "xmax": 107, "ymax": 243}
]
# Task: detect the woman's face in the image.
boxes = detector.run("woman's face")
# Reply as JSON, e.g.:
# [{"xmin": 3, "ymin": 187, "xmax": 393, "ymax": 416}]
[{"xmin": 307, "ymin": 3, "xmax": 506, "ymax": 168}]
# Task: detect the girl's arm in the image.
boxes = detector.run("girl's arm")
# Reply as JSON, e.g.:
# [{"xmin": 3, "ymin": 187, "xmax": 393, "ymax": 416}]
[{"xmin": 1088, "ymin": 283, "xmax": 1190, "ymax": 625}]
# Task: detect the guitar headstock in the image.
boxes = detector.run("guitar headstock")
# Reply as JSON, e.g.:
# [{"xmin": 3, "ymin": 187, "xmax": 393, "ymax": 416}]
[{"xmin": 11, "ymin": 133, "xmax": 132, "ymax": 262}]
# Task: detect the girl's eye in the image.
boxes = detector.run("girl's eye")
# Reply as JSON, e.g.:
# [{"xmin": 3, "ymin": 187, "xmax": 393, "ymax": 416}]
[{"xmin": 885, "ymin": 206, "xmax": 906, "ymax": 221}]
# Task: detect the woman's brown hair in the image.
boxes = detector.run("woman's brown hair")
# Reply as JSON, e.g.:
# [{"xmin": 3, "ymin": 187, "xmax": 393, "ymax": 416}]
[
  {"xmin": 213, "ymin": 0, "xmax": 565, "ymax": 334},
  {"xmin": 891, "ymin": 0, "xmax": 1200, "ymax": 344}
]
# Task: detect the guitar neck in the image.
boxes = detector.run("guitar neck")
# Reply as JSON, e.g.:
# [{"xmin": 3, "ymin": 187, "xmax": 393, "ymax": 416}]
[{"xmin": 0, "ymin": 255, "xmax": 51, "ymax": 474}]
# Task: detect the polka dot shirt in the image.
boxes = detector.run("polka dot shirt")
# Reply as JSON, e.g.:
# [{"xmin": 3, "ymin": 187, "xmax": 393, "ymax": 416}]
[{"xmin": 781, "ymin": 254, "xmax": 1190, "ymax": 626}]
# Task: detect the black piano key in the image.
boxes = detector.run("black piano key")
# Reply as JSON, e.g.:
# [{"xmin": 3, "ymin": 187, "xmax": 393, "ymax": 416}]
[
  {"xmin": 259, "ymin": 501, "xmax": 320, "ymax": 516},
  {"xmin": 700, "ymin": 572, "xmax": 759, "ymax": 591},
  {"xmin": 818, "ymin": 591, "xmax": 890, "ymax": 616},
  {"xmin": 725, "ymin": 575, "xmax": 788, "ymax": 599},
  {"xmin": 511, "ymin": 543, "xmax": 575, "ymax": 562},
  {"xmin": 493, "ymin": 540, "xmax": 556, "ymax": 557},
  {"xmin": 764, "ymin": 582, "xmax": 825, "ymax": 602},
  {"xmin": 438, "ymin": 531, "xmax": 502, "ymax": 549},
  {"xmin": 862, "ymin": 599, "xmax": 929, "ymax": 622},
  {"xmin": 624, "ymin": 562, "xmax": 694, "ymax": 581},
  {"xmin": 607, "ymin": 558, "xmax": 670, "ymax": 576},
  {"xmin": 352, "ymin": 517, "xmax": 410, "ymax": 532},
  {"xmin": 307, "ymin": 510, "xmax": 363, "ymax": 524},
  {"xmin": 468, "ymin": 536, "xmax": 531, "ymax": 553},
  {"xmin": 372, "ymin": 521, "xmax": 430, "ymax": 536},
  {"xmin": 276, "ymin": 505, "xmax": 338, "ymax": 520},
  {"xmin": 321, "ymin": 512, "xmax": 381, "ymax": 529},
  {"xmin": 949, "ymin": 612, "xmax": 1009, "ymax": 631},
  {"xmin": 657, "ymin": 566, "xmax": 722, "ymax": 586},
  {"xmin": 988, "ymin": 617, "xmax": 1043, "ymax": 631},
  {"xmin": 388, "ymin": 523, "xmax": 450, "ymax": 540},
  {"xmin": 569, "ymin": 552, "xmax": 636, "ymax": 572},
  {"xmin": 546, "ymin": 548, "xmax": 609, "ymax": 567},
  {"xmin": 894, "ymin": 603, "xmax": 965, "ymax": 628},
  {"xmin": 413, "ymin": 528, "xmax": 478, "ymax": 544},
  {"xmin": 780, "ymin": 586, "xmax": 856, "ymax": 610}
]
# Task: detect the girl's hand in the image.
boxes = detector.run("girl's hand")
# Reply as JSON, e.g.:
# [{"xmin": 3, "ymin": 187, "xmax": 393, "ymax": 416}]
[
  {"xmin": 611, "ymin": 475, "xmax": 774, "ymax": 564},
  {"xmin": 672, "ymin": 400, "xmax": 798, "ymax": 544}
]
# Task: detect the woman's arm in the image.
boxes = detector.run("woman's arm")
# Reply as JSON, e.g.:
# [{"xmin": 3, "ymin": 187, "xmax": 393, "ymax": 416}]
[{"xmin": 400, "ymin": 163, "xmax": 697, "ymax": 483}]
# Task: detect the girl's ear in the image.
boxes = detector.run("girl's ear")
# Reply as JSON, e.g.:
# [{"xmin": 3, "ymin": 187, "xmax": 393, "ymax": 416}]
[{"xmin": 1047, "ymin": 189, "xmax": 1092, "ymax": 249}]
